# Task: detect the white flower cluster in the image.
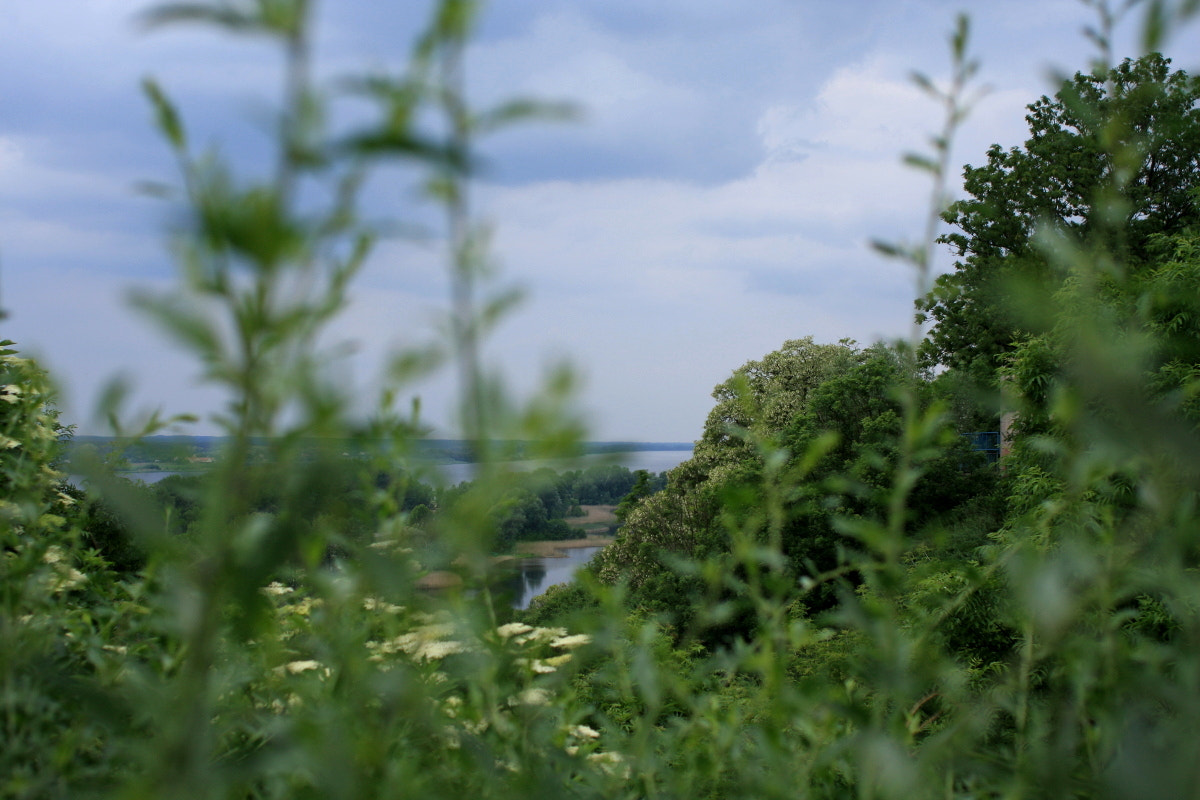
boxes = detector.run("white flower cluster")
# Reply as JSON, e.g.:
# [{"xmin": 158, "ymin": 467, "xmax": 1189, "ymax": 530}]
[
  {"xmin": 548, "ymin": 633, "xmax": 591, "ymax": 649},
  {"xmin": 367, "ymin": 620, "xmax": 469, "ymax": 663},
  {"xmin": 274, "ymin": 659, "xmax": 332, "ymax": 678},
  {"xmin": 495, "ymin": 623, "xmax": 591, "ymax": 649},
  {"xmin": 260, "ymin": 581, "xmax": 621, "ymax": 778},
  {"xmin": 42, "ymin": 545, "xmax": 87, "ymax": 593},
  {"xmin": 362, "ymin": 596, "xmax": 406, "ymax": 615}
]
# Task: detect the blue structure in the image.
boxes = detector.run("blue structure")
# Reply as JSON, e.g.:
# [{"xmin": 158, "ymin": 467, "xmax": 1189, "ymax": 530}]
[{"xmin": 963, "ymin": 431, "xmax": 1001, "ymax": 464}]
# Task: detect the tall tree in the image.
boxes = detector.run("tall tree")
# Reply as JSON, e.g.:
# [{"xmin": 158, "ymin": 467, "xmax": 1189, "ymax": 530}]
[
  {"xmin": 595, "ymin": 339, "xmax": 990, "ymax": 637},
  {"xmin": 918, "ymin": 53, "xmax": 1200, "ymax": 383}
]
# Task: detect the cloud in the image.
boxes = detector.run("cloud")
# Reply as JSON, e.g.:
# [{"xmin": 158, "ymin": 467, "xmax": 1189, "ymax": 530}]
[
  {"xmin": 10, "ymin": 0, "xmax": 1200, "ymax": 442},
  {"xmin": 465, "ymin": 6, "xmax": 804, "ymax": 183},
  {"xmin": 760, "ymin": 61, "xmax": 930, "ymax": 157}
]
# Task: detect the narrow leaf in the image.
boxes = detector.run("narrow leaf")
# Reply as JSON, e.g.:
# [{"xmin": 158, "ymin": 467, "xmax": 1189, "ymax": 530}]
[{"xmin": 142, "ymin": 78, "xmax": 187, "ymax": 151}]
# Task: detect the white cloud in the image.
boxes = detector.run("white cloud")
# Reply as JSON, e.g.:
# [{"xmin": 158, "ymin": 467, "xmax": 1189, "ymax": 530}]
[
  {"xmin": 8, "ymin": 0, "xmax": 1199, "ymax": 441},
  {"xmin": 758, "ymin": 60, "xmax": 932, "ymax": 158}
]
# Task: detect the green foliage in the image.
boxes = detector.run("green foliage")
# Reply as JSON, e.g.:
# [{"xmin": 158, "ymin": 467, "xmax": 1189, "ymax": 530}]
[
  {"xmin": 596, "ymin": 339, "xmax": 993, "ymax": 634},
  {"xmin": 432, "ymin": 463, "xmax": 655, "ymax": 550},
  {"xmin": 10, "ymin": 2, "xmax": 1200, "ymax": 798},
  {"xmin": 919, "ymin": 53, "xmax": 1200, "ymax": 386},
  {"xmin": 614, "ymin": 469, "xmax": 653, "ymax": 522}
]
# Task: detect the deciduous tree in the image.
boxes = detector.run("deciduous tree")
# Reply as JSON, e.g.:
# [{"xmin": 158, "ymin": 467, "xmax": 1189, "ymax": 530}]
[{"xmin": 919, "ymin": 54, "xmax": 1200, "ymax": 383}]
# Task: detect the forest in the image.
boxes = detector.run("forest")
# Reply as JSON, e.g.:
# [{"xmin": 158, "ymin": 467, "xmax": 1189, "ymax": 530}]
[{"xmin": 5, "ymin": 1, "xmax": 1200, "ymax": 798}]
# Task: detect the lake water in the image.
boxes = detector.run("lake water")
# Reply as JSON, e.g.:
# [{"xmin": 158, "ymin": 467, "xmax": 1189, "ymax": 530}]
[
  {"xmin": 435, "ymin": 448, "xmax": 694, "ymax": 486},
  {"xmin": 112, "ymin": 448, "xmax": 694, "ymax": 488},
  {"xmin": 504, "ymin": 545, "xmax": 605, "ymax": 610}
]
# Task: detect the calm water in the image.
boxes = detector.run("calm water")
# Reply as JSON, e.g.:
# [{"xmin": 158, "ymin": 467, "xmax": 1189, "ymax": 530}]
[
  {"xmin": 436, "ymin": 449, "xmax": 693, "ymax": 486},
  {"xmin": 113, "ymin": 449, "xmax": 694, "ymax": 487},
  {"xmin": 505, "ymin": 545, "xmax": 605, "ymax": 610}
]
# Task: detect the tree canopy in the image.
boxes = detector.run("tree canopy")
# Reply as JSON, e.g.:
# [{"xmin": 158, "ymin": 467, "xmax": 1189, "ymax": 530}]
[
  {"xmin": 595, "ymin": 338, "xmax": 992, "ymax": 638},
  {"xmin": 918, "ymin": 53, "xmax": 1200, "ymax": 383}
]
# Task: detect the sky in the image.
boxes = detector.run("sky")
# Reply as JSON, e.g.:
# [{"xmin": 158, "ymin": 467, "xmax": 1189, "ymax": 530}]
[{"xmin": 3, "ymin": 1, "xmax": 1198, "ymax": 443}]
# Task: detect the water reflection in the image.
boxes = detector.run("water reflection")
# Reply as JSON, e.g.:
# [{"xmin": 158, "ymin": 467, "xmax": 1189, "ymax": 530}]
[{"xmin": 507, "ymin": 546, "xmax": 604, "ymax": 610}]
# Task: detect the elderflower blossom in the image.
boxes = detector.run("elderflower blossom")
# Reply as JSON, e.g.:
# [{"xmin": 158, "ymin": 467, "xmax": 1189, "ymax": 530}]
[
  {"xmin": 261, "ymin": 582, "xmax": 293, "ymax": 597},
  {"xmin": 514, "ymin": 688, "xmax": 551, "ymax": 707},
  {"xmin": 515, "ymin": 658, "xmax": 558, "ymax": 674},
  {"xmin": 569, "ymin": 724, "xmax": 600, "ymax": 740},
  {"xmin": 549, "ymin": 633, "xmax": 592, "ymax": 649},
  {"xmin": 283, "ymin": 597, "xmax": 323, "ymax": 617},
  {"xmin": 496, "ymin": 621, "xmax": 533, "ymax": 639},
  {"xmin": 587, "ymin": 751, "xmax": 629, "ymax": 778},
  {"xmin": 0, "ymin": 384, "xmax": 21, "ymax": 402},
  {"xmin": 277, "ymin": 662, "xmax": 321, "ymax": 676},
  {"xmin": 513, "ymin": 626, "xmax": 567, "ymax": 646},
  {"xmin": 42, "ymin": 548, "xmax": 87, "ymax": 592},
  {"xmin": 0, "ymin": 435, "xmax": 19, "ymax": 449},
  {"xmin": 462, "ymin": 718, "xmax": 488, "ymax": 735},
  {"xmin": 417, "ymin": 639, "xmax": 467, "ymax": 661},
  {"xmin": 369, "ymin": 622, "xmax": 469, "ymax": 663},
  {"xmin": 362, "ymin": 597, "xmax": 405, "ymax": 614},
  {"xmin": 443, "ymin": 726, "xmax": 462, "ymax": 749},
  {"xmin": 442, "ymin": 695, "xmax": 463, "ymax": 718}
]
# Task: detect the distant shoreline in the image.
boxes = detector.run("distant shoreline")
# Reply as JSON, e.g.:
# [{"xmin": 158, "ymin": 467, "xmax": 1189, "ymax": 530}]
[
  {"xmin": 69, "ymin": 437, "xmax": 693, "ymax": 466},
  {"xmin": 72, "ymin": 436, "xmax": 693, "ymax": 448}
]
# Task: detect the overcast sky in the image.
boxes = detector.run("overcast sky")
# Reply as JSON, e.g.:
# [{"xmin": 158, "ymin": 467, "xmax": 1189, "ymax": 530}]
[{"xmin": 3, "ymin": 1, "xmax": 1197, "ymax": 442}]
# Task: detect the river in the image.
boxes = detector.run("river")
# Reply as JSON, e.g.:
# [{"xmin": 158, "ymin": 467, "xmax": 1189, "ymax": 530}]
[
  {"xmin": 503, "ymin": 545, "xmax": 606, "ymax": 610},
  {"xmin": 434, "ymin": 448, "xmax": 694, "ymax": 486},
  {"xmin": 115, "ymin": 448, "xmax": 694, "ymax": 487}
]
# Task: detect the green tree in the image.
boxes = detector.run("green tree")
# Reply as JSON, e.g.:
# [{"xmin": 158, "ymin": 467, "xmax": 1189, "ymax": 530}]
[
  {"xmin": 919, "ymin": 53, "xmax": 1200, "ymax": 384},
  {"xmin": 596, "ymin": 339, "xmax": 992, "ymax": 636},
  {"xmin": 596, "ymin": 338, "xmax": 860, "ymax": 611},
  {"xmin": 614, "ymin": 469, "xmax": 652, "ymax": 522},
  {"xmin": 0, "ymin": 346, "xmax": 144, "ymax": 795},
  {"xmin": 685, "ymin": 336, "xmax": 859, "ymax": 468}
]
